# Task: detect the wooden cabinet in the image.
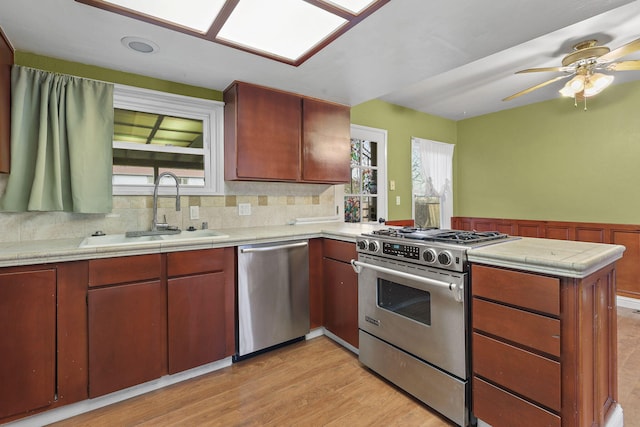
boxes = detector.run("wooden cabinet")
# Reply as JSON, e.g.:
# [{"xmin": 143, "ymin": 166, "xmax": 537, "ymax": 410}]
[
  {"xmin": 301, "ymin": 98, "xmax": 350, "ymax": 183},
  {"xmin": 471, "ymin": 263, "xmax": 618, "ymax": 427},
  {"xmin": 309, "ymin": 239, "xmax": 324, "ymax": 329},
  {"xmin": 224, "ymin": 81, "xmax": 350, "ymax": 184},
  {"xmin": 0, "ymin": 26, "xmax": 13, "ymax": 173},
  {"xmin": 87, "ymin": 249, "xmax": 235, "ymax": 395},
  {"xmin": 0, "ymin": 262, "xmax": 88, "ymax": 424},
  {"xmin": 87, "ymin": 254, "xmax": 165, "ymax": 398},
  {"xmin": 0, "ymin": 268, "xmax": 56, "ymax": 419},
  {"xmin": 323, "ymin": 239, "xmax": 358, "ymax": 348},
  {"xmin": 224, "ymin": 82, "xmax": 301, "ymax": 181},
  {"xmin": 166, "ymin": 248, "xmax": 235, "ymax": 374}
]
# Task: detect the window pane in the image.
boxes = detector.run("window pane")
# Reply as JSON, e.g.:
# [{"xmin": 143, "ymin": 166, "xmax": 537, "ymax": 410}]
[
  {"xmin": 344, "ymin": 196, "xmax": 360, "ymax": 223},
  {"xmin": 361, "ymin": 140, "xmax": 378, "ymax": 167},
  {"xmin": 114, "ymin": 109, "xmax": 203, "ymax": 148},
  {"xmin": 350, "ymin": 138, "xmax": 361, "ymax": 166},
  {"xmin": 414, "ymin": 196, "xmax": 440, "ymax": 228},
  {"xmin": 362, "ymin": 168, "xmax": 377, "ymax": 194},
  {"xmin": 361, "ymin": 196, "xmax": 377, "ymax": 222}
]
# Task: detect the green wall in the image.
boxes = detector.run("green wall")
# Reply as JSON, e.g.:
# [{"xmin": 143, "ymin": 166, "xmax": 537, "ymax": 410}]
[
  {"xmin": 15, "ymin": 52, "xmax": 223, "ymax": 101},
  {"xmin": 351, "ymin": 100, "xmax": 457, "ymax": 220},
  {"xmin": 456, "ymin": 80, "xmax": 640, "ymax": 224}
]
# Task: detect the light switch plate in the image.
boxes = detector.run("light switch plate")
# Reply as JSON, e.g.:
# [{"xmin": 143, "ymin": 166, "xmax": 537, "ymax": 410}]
[
  {"xmin": 238, "ymin": 203, "xmax": 251, "ymax": 216},
  {"xmin": 389, "ymin": 180, "xmax": 396, "ymax": 191},
  {"xmin": 190, "ymin": 206, "xmax": 199, "ymax": 220},
  {"xmin": 396, "ymin": 196, "xmax": 401, "ymax": 205}
]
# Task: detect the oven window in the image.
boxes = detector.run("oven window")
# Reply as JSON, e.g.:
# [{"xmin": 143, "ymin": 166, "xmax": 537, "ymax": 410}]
[{"xmin": 377, "ymin": 279, "xmax": 431, "ymax": 326}]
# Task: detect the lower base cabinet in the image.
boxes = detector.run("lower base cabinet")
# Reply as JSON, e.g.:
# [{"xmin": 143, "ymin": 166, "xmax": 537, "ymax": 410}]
[
  {"xmin": 0, "ymin": 268, "xmax": 56, "ymax": 419},
  {"xmin": 471, "ymin": 263, "xmax": 618, "ymax": 427},
  {"xmin": 88, "ymin": 280, "xmax": 165, "ymax": 397},
  {"xmin": 323, "ymin": 239, "xmax": 358, "ymax": 348},
  {"xmin": 168, "ymin": 273, "xmax": 227, "ymax": 373}
]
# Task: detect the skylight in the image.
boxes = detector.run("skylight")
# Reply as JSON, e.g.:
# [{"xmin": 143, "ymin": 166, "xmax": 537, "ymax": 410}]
[{"xmin": 76, "ymin": 0, "xmax": 389, "ymax": 66}]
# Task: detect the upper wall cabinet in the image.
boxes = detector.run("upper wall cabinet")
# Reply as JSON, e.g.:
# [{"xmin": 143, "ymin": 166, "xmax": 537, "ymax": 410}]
[
  {"xmin": 224, "ymin": 81, "xmax": 350, "ymax": 184},
  {"xmin": 0, "ymin": 27, "xmax": 13, "ymax": 174},
  {"xmin": 301, "ymin": 98, "xmax": 350, "ymax": 183}
]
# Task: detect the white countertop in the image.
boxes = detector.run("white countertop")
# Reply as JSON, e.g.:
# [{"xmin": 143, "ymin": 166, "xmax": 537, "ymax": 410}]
[
  {"xmin": 0, "ymin": 224, "xmax": 626, "ymax": 278},
  {"xmin": 468, "ymin": 236, "xmax": 625, "ymax": 278},
  {"xmin": 0, "ymin": 222, "xmax": 384, "ymax": 268}
]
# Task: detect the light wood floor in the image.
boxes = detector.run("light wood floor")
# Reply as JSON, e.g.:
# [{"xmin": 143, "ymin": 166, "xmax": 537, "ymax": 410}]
[{"xmin": 50, "ymin": 308, "xmax": 640, "ymax": 427}]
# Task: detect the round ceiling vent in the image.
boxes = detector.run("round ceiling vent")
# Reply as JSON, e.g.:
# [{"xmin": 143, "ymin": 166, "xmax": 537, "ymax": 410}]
[{"xmin": 121, "ymin": 36, "xmax": 159, "ymax": 54}]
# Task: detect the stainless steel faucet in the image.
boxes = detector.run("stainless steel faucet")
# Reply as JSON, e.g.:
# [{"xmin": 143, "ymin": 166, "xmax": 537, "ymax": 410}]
[{"xmin": 152, "ymin": 171, "xmax": 181, "ymax": 231}]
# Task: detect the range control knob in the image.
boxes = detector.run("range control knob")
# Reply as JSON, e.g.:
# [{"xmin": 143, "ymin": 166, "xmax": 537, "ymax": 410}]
[
  {"xmin": 368, "ymin": 241, "xmax": 380, "ymax": 252},
  {"xmin": 438, "ymin": 251, "xmax": 453, "ymax": 266},
  {"xmin": 357, "ymin": 240, "xmax": 368, "ymax": 250},
  {"xmin": 423, "ymin": 249, "xmax": 437, "ymax": 263}
]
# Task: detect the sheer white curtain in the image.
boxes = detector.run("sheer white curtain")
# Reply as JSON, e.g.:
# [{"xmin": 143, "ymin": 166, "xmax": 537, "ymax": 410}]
[{"xmin": 412, "ymin": 137, "xmax": 455, "ymax": 229}]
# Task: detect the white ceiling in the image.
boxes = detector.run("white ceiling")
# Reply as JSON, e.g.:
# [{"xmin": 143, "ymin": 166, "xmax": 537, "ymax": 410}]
[{"xmin": 1, "ymin": 0, "xmax": 640, "ymax": 120}]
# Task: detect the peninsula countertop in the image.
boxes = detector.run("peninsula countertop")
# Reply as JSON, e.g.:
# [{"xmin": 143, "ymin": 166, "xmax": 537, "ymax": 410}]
[
  {"xmin": 467, "ymin": 236, "xmax": 625, "ymax": 278},
  {"xmin": 0, "ymin": 223, "xmax": 626, "ymax": 278}
]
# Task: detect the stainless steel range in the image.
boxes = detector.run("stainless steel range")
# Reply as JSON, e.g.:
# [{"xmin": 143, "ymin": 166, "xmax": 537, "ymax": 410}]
[{"xmin": 352, "ymin": 228, "xmax": 514, "ymax": 427}]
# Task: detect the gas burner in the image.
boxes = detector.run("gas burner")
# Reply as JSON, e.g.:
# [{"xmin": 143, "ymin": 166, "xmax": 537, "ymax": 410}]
[{"xmin": 430, "ymin": 230, "xmax": 508, "ymax": 244}]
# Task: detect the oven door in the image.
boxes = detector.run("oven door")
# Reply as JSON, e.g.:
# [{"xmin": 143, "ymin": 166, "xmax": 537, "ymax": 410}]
[{"xmin": 353, "ymin": 253, "xmax": 468, "ymax": 379}]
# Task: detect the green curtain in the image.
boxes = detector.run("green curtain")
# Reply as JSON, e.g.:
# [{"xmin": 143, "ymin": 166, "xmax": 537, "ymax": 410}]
[{"xmin": 0, "ymin": 65, "xmax": 113, "ymax": 213}]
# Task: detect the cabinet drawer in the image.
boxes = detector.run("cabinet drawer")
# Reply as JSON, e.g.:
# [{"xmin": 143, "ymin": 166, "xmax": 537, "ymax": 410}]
[
  {"xmin": 472, "ymin": 264, "xmax": 560, "ymax": 316},
  {"xmin": 323, "ymin": 239, "xmax": 356, "ymax": 263},
  {"xmin": 473, "ymin": 333, "xmax": 560, "ymax": 411},
  {"xmin": 88, "ymin": 254, "xmax": 161, "ymax": 287},
  {"xmin": 167, "ymin": 248, "xmax": 226, "ymax": 277},
  {"xmin": 473, "ymin": 377, "xmax": 560, "ymax": 427},
  {"xmin": 473, "ymin": 298, "xmax": 560, "ymax": 357}
]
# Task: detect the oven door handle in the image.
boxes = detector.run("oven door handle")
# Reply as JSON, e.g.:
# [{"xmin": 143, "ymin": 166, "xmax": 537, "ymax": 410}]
[{"xmin": 350, "ymin": 259, "xmax": 464, "ymax": 303}]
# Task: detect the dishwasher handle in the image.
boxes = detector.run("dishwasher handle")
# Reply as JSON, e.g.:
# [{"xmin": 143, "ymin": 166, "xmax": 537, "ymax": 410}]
[
  {"xmin": 240, "ymin": 241, "xmax": 308, "ymax": 254},
  {"xmin": 350, "ymin": 259, "xmax": 464, "ymax": 303}
]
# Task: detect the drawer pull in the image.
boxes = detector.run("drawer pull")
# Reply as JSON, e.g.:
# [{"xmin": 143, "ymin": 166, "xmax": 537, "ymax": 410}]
[{"xmin": 551, "ymin": 335, "xmax": 560, "ymax": 339}]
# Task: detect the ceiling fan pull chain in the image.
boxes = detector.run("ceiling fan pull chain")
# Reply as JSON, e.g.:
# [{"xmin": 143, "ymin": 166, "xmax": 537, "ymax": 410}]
[{"xmin": 584, "ymin": 96, "xmax": 588, "ymax": 111}]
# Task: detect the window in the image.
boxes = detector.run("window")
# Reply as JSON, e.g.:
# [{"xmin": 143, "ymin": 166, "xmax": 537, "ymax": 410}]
[
  {"xmin": 342, "ymin": 125, "xmax": 387, "ymax": 223},
  {"xmin": 112, "ymin": 85, "xmax": 224, "ymax": 195},
  {"xmin": 411, "ymin": 137, "xmax": 454, "ymax": 229}
]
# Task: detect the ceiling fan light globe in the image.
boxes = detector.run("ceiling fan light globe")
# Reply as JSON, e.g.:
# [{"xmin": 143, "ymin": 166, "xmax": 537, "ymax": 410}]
[
  {"xmin": 583, "ymin": 73, "xmax": 614, "ymax": 97},
  {"xmin": 559, "ymin": 75, "xmax": 585, "ymax": 97}
]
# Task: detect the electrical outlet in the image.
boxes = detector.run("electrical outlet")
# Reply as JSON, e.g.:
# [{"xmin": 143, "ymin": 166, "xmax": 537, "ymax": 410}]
[
  {"xmin": 238, "ymin": 203, "xmax": 252, "ymax": 216},
  {"xmin": 190, "ymin": 205, "xmax": 199, "ymax": 220},
  {"xmin": 396, "ymin": 196, "xmax": 401, "ymax": 205}
]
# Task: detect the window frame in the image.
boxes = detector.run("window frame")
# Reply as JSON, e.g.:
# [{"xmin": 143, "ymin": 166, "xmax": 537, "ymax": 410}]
[
  {"xmin": 112, "ymin": 84, "xmax": 224, "ymax": 196},
  {"xmin": 338, "ymin": 124, "xmax": 387, "ymax": 223}
]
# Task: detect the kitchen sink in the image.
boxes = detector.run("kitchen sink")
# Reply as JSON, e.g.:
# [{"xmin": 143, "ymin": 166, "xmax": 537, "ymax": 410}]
[{"xmin": 79, "ymin": 229, "xmax": 229, "ymax": 248}]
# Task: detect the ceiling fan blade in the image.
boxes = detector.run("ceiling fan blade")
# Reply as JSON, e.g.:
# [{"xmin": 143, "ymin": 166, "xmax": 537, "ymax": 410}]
[
  {"xmin": 515, "ymin": 66, "xmax": 573, "ymax": 74},
  {"xmin": 597, "ymin": 37, "xmax": 640, "ymax": 63},
  {"xmin": 606, "ymin": 59, "xmax": 640, "ymax": 71},
  {"xmin": 502, "ymin": 75, "xmax": 571, "ymax": 101}
]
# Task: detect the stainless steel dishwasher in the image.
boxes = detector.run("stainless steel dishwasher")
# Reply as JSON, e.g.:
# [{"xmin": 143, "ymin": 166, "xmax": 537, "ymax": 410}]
[{"xmin": 236, "ymin": 240, "xmax": 310, "ymax": 358}]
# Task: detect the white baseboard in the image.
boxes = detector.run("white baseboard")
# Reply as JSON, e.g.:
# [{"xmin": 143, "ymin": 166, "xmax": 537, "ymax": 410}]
[
  {"xmin": 5, "ymin": 357, "xmax": 233, "ymax": 427},
  {"xmin": 618, "ymin": 295, "xmax": 640, "ymax": 311}
]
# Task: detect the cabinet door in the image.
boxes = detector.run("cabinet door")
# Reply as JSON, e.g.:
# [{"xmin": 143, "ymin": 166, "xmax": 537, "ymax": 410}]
[
  {"xmin": 301, "ymin": 98, "xmax": 350, "ymax": 183},
  {"xmin": 168, "ymin": 272, "xmax": 228, "ymax": 374},
  {"xmin": 227, "ymin": 82, "xmax": 301, "ymax": 181},
  {"xmin": 88, "ymin": 280, "xmax": 164, "ymax": 397},
  {"xmin": 0, "ymin": 269, "xmax": 56, "ymax": 419},
  {"xmin": 323, "ymin": 257, "xmax": 358, "ymax": 348}
]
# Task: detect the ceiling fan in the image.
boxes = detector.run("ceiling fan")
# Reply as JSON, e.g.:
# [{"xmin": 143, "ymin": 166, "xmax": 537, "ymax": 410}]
[{"xmin": 503, "ymin": 37, "xmax": 640, "ymax": 102}]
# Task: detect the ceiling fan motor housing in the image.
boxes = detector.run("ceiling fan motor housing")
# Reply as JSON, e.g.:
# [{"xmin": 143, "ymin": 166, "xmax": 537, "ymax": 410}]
[{"xmin": 561, "ymin": 40, "xmax": 610, "ymax": 67}]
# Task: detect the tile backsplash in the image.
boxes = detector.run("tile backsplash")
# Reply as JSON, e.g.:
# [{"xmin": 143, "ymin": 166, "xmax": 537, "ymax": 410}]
[{"xmin": 0, "ymin": 178, "xmax": 341, "ymax": 243}]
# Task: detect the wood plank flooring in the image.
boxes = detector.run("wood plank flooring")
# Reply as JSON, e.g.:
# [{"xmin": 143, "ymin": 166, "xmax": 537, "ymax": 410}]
[{"xmin": 49, "ymin": 308, "xmax": 640, "ymax": 427}]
